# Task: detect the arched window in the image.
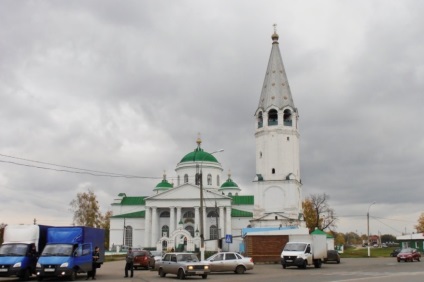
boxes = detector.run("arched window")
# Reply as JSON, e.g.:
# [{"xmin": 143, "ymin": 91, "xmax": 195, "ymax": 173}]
[
  {"xmin": 228, "ymin": 192, "xmax": 232, "ymax": 196},
  {"xmin": 207, "ymin": 211, "xmax": 219, "ymax": 218},
  {"xmin": 210, "ymin": 225, "xmax": 218, "ymax": 240},
  {"xmin": 217, "ymin": 175, "xmax": 220, "ymax": 186},
  {"xmin": 125, "ymin": 226, "xmax": 133, "ymax": 247},
  {"xmin": 207, "ymin": 174, "xmax": 212, "ymax": 185},
  {"xmin": 160, "ymin": 211, "xmax": 170, "ymax": 217},
  {"xmin": 161, "ymin": 225, "xmax": 169, "ymax": 237},
  {"xmin": 183, "ymin": 211, "xmax": 195, "ymax": 224},
  {"xmin": 258, "ymin": 111, "xmax": 263, "ymax": 128},
  {"xmin": 185, "ymin": 226, "xmax": 194, "ymax": 237},
  {"xmin": 283, "ymin": 109, "xmax": 292, "ymax": 126},
  {"xmin": 184, "ymin": 174, "xmax": 188, "ymax": 183},
  {"xmin": 177, "ymin": 175, "xmax": 180, "ymax": 186},
  {"xmin": 195, "ymin": 173, "xmax": 200, "ymax": 185},
  {"xmin": 268, "ymin": 109, "xmax": 278, "ymax": 126},
  {"xmin": 272, "ymin": 168, "xmax": 276, "ymax": 174}
]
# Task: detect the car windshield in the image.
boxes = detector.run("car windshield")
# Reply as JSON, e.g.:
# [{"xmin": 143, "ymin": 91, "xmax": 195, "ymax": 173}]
[
  {"xmin": 0, "ymin": 244, "xmax": 28, "ymax": 256},
  {"xmin": 177, "ymin": 254, "xmax": 198, "ymax": 262},
  {"xmin": 284, "ymin": 243, "xmax": 307, "ymax": 252},
  {"xmin": 41, "ymin": 244, "xmax": 74, "ymax": 256},
  {"xmin": 400, "ymin": 248, "xmax": 413, "ymax": 254}
]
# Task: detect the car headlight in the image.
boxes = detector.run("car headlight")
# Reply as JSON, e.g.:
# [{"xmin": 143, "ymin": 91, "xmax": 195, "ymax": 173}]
[
  {"xmin": 188, "ymin": 266, "xmax": 194, "ymax": 270},
  {"xmin": 60, "ymin": 262, "xmax": 69, "ymax": 268},
  {"xmin": 13, "ymin": 262, "xmax": 21, "ymax": 268},
  {"xmin": 36, "ymin": 263, "xmax": 41, "ymax": 268},
  {"xmin": 204, "ymin": 265, "xmax": 209, "ymax": 270}
]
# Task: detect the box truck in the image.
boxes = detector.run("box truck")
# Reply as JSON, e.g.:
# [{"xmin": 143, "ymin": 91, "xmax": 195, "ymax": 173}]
[
  {"xmin": 36, "ymin": 226, "xmax": 105, "ymax": 281},
  {"xmin": 0, "ymin": 224, "xmax": 49, "ymax": 280},
  {"xmin": 280, "ymin": 234, "xmax": 327, "ymax": 269}
]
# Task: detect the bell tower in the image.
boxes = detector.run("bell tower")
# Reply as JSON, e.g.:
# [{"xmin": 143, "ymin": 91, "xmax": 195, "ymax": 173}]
[{"xmin": 252, "ymin": 26, "xmax": 303, "ymax": 227}]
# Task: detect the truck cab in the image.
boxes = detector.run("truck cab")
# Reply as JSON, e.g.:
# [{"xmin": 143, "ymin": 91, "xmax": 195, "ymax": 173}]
[{"xmin": 0, "ymin": 225, "xmax": 48, "ymax": 281}]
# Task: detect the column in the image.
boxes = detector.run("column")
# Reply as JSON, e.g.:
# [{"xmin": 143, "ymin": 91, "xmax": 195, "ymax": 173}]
[
  {"xmin": 202, "ymin": 207, "xmax": 207, "ymax": 239},
  {"xmin": 151, "ymin": 207, "xmax": 158, "ymax": 246},
  {"xmin": 225, "ymin": 206, "xmax": 232, "ymax": 236},
  {"xmin": 219, "ymin": 206, "xmax": 225, "ymax": 237},
  {"xmin": 169, "ymin": 206, "xmax": 175, "ymax": 235},
  {"xmin": 176, "ymin": 207, "xmax": 182, "ymax": 228},
  {"xmin": 194, "ymin": 206, "xmax": 200, "ymax": 235},
  {"xmin": 144, "ymin": 207, "xmax": 151, "ymax": 247}
]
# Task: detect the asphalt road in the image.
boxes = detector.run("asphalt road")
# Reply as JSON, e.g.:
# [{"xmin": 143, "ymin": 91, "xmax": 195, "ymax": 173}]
[{"xmin": 1, "ymin": 258, "xmax": 424, "ymax": 282}]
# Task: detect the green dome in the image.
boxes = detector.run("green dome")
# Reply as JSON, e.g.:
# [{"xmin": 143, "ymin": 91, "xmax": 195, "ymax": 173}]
[
  {"xmin": 220, "ymin": 178, "xmax": 239, "ymax": 189},
  {"xmin": 180, "ymin": 148, "xmax": 218, "ymax": 163},
  {"xmin": 154, "ymin": 179, "xmax": 173, "ymax": 191}
]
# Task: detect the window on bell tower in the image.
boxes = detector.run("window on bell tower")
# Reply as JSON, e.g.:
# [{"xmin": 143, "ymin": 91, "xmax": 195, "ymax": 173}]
[
  {"xmin": 268, "ymin": 109, "xmax": 278, "ymax": 126},
  {"xmin": 283, "ymin": 109, "xmax": 292, "ymax": 126},
  {"xmin": 258, "ymin": 112, "xmax": 263, "ymax": 128},
  {"xmin": 272, "ymin": 168, "xmax": 275, "ymax": 174}
]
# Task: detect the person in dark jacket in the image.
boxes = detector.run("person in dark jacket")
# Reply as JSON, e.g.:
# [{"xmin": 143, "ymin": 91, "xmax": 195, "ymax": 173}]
[
  {"xmin": 86, "ymin": 246, "xmax": 100, "ymax": 280},
  {"xmin": 125, "ymin": 248, "xmax": 134, "ymax": 278}
]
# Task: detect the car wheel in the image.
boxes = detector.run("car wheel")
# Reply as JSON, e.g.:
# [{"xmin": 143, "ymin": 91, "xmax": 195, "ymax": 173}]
[
  {"xmin": 302, "ymin": 260, "xmax": 307, "ymax": 269},
  {"xmin": 201, "ymin": 274, "xmax": 208, "ymax": 279},
  {"xmin": 235, "ymin": 265, "xmax": 245, "ymax": 274},
  {"xmin": 177, "ymin": 269, "xmax": 185, "ymax": 280},
  {"xmin": 282, "ymin": 264, "xmax": 286, "ymax": 269},
  {"xmin": 417, "ymin": 257, "xmax": 420, "ymax": 262},
  {"xmin": 37, "ymin": 276, "xmax": 44, "ymax": 281},
  {"xmin": 159, "ymin": 268, "xmax": 166, "ymax": 277},
  {"xmin": 337, "ymin": 259, "xmax": 340, "ymax": 264},
  {"xmin": 397, "ymin": 258, "xmax": 400, "ymax": 262}
]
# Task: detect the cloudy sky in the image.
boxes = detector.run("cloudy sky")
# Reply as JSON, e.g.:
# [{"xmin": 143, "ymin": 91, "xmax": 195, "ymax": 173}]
[{"xmin": 1, "ymin": 0, "xmax": 423, "ymax": 237}]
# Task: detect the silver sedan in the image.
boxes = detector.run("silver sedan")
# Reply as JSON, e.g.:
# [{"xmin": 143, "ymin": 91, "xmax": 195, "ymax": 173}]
[{"xmin": 205, "ymin": 252, "xmax": 254, "ymax": 274}]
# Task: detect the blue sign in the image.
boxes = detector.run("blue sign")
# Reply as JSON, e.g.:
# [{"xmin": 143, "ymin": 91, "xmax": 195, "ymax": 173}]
[{"xmin": 225, "ymin": 234, "xmax": 233, "ymax": 244}]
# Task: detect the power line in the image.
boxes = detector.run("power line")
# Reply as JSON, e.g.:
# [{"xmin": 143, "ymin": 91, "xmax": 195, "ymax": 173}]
[{"xmin": 0, "ymin": 153, "xmax": 161, "ymax": 179}]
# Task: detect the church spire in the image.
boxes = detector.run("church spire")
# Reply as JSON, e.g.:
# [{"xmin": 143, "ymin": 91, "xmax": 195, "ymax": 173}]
[{"xmin": 258, "ymin": 24, "xmax": 295, "ymax": 111}]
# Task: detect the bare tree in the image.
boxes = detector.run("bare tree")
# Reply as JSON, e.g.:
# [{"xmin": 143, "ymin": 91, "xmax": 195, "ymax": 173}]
[{"xmin": 302, "ymin": 193, "xmax": 337, "ymax": 232}]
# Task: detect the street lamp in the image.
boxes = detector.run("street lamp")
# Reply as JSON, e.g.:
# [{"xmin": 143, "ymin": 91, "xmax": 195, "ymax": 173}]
[
  {"xmin": 367, "ymin": 201, "xmax": 376, "ymax": 257},
  {"xmin": 199, "ymin": 149, "xmax": 224, "ymax": 260}
]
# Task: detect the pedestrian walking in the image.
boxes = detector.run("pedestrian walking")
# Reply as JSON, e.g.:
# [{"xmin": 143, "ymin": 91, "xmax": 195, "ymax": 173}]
[{"xmin": 125, "ymin": 247, "xmax": 134, "ymax": 278}]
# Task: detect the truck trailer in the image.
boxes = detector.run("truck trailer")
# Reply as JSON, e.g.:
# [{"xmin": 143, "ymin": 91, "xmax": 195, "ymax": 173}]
[
  {"xmin": 0, "ymin": 224, "xmax": 49, "ymax": 280},
  {"xmin": 281, "ymin": 234, "xmax": 327, "ymax": 269},
  {"xmin": 36, "ymin": 226, "xmax": 105, "ymax": 281}
]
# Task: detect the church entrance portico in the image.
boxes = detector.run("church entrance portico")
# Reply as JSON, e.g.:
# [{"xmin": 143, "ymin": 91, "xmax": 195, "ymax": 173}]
[{"xmin": 156, "ymin": 228, "xmax": 200, "ymax": 252}]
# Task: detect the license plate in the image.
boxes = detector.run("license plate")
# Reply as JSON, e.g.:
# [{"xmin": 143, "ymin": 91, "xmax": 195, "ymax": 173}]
[
  {"xmin": 195, "ymin": 271, "xmax": 204, "ymax": 274},
  {"xmin": 286, "ymin": 260, "xmax": 293, "ymax": 262},
  {"xmin": 44, "ymin": 268, "xmax": 55, "ymax": 272},
  {"xmin": 0, "ymin": 269, "xmax": 8, "ymax": 272}
]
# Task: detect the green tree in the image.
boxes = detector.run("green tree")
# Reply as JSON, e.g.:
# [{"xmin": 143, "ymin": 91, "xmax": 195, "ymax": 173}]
[
  {"xmin": 381, "ymin": 234, "xmax": 396, "ymax": 243},
  {"xmin": 302, "ymin": 193, "xmax": 337, "ymax": 232}
]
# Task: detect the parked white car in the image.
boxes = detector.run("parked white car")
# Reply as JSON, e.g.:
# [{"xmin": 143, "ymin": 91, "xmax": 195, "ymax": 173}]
[{"xmin": 205, "ymin": 252, "xmax": 254, "ymax": 274}]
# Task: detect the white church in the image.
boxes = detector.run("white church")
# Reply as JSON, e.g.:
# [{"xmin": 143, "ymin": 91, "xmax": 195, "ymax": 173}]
[{"xmin": 109, "ymin": 28, "xmax": 304, "ymax": 253}]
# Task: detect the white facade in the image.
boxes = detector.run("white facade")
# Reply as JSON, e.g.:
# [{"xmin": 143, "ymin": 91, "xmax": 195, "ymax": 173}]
[{"xmin": 109, "ymin": 29, "xmax": 304, "ymax": 252}]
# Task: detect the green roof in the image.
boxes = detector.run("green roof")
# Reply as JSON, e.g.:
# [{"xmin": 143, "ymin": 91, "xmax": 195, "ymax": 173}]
[
  {"xmin": 311, "ymin": 228, "xmax": 333, "ymax": 238},
  {"xmin": 154, "ymin": 179, "xmax": 173, "ymax": 190},
  {"xmin": 231, "ymin": 195, "xmax": 254, "ymax": 205},
  {"xmin": 180, "ymin": 148, "xmax": 218, "ymax": 163},
  {"xmin": 120, "ymin": 197, "xmax": 146, "ymax": 205},
  {"xmin": 231, "ymin": 208, "xmax": 253, "ymax": 217},
  {"xmin": 111, "ymin": 210, "xmax": 145, "ymax": 218},
  {"xmin": 219, "ymin": 178, "xmax": 239, "ymax": 189}
]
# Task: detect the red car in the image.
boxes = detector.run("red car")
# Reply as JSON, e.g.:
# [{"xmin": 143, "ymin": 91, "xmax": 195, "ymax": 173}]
[
  {"xmin": 397, "ymin": 248, "xmax": 421, "ymax": 262},
  {"xmin": 133, "ymin": 250, "xmax": 155, "ymax": 269}
]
